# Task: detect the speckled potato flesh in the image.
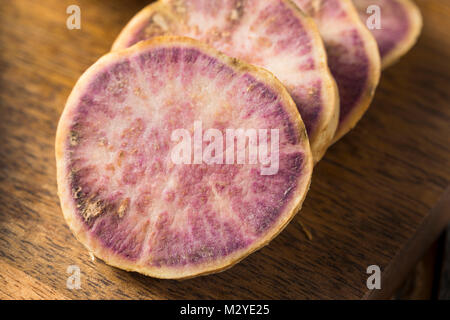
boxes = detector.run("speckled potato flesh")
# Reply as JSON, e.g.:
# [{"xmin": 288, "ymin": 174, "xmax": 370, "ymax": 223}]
[
  {"xmin": 353, "ymin": 0, "xmax": 422, "ymax": 69},
  {"xmin": 112, "ymin": 0, "xmax": 339, "ymax": 162},
  {"xmin": 293, "ymin": 0, "xmax": 381, "ymax": 142},
  {"xmin": 56, "ymin": 37, "xmax": 313, "ymax": 279}
]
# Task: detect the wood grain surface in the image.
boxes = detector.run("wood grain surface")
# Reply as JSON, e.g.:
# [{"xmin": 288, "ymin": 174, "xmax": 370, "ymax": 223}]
[{"xmin": 0, "ymin": 0, "xmax": 449, "ymax": 299}]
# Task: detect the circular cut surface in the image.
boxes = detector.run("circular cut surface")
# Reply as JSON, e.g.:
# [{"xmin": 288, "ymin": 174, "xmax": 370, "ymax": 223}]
[
  {"xmin": 56, "ymin": 37, "xmax": 313, "ymax": 279},
  {"xmin": 293, "ymin": 0, "xmax": 381, "ymax": 142},
  {"xmin": 112, "ymin": 0, "xmax": 339, "ymax": 162},
  {"xmin": 353, "ymin": 0, "xmax": 422, "ymax": 69}
]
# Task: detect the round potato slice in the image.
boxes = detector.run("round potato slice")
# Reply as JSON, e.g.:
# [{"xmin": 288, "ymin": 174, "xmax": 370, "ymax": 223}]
[
  {"xmin": 293, "ymin": 0, "xmax": 381, "ymax": 142},
  {"xmin": 112, "ymin": 0, "xmax": 339, "ymax": 162},
  {"xmin": 353, "ymin": 0, "xmax": 422, "ymax": 69},
  {"xmin": 56, "ymin": 37, "xmax": 313, "ymax": 279}
]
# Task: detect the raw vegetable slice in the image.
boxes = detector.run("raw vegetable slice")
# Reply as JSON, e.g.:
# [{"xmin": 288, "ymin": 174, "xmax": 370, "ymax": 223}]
[
  {"xmin": 353, "ymin": 0, "xmax": 422, "ymax": 69},
  {"xmin": 293, "ymin": 0, "xmax": 381, "ymax": 142},
  {"xmin": 56, "ymin": 37, "xmax": 313, "ymax": 279},
  {"xmin": 112, "ymin": 0, "xmax": 339, "ymax": 162}
]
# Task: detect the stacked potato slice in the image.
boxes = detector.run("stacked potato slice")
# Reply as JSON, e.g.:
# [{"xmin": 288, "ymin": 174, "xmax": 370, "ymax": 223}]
[{"xmin": 56, "ymin": 0, "xmax": 422, "ymax": 278}]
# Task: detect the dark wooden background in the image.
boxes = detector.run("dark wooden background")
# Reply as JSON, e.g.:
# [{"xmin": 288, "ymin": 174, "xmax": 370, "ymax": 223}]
[{"xmin": 0, "ymin": 0, "xmax": 448, "ymax": 299}]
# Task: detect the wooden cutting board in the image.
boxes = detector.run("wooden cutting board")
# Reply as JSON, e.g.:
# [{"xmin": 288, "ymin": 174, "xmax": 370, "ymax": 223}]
[{"xmin": 0, "ymin": 0, "xmax": 448, "ymax": 299}]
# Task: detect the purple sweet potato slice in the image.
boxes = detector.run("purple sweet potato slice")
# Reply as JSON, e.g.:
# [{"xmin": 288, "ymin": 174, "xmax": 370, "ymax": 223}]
[
  {"xmin": 353, "ymin": 0, "xmax": 422, "ymax": 69},
  {"xmin": 112, "ymin": 0, "xmax": 339, "ymax": 163},
  {"xmin": 293, "ymin": 0, "xmax": 381, "ymax": 142},
  {"xmin": 56, "ymin": 37, "xmax": 313, "ymax": 279}
]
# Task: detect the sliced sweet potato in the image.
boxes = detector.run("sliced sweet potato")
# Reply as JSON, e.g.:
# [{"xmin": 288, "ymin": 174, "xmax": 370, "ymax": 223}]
[
  {"xmin": 112, "ymin": 0, "xmax": 339, "ymax": 162},
  {"xmin": 353, "ymin": 0, "xmax": 422, "ymax": 69},
  {"xmin": 293, "ymin": 0, "xmax": 381, "ymax": 142},
  {"xmin": 56, "ymin": 37, "xmax": 313, "ymax": 279}
]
